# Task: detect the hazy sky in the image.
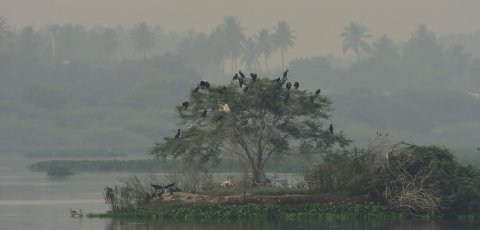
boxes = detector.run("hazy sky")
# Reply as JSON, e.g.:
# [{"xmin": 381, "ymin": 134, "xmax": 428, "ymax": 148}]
[{"xmin": 1, "ymin": 0, "xmax": 479, "ymax": 58}]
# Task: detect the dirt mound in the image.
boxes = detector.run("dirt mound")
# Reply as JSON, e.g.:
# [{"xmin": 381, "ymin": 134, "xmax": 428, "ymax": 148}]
[{"xmin": 150, "ymin": 192, "xmax": 369, "ymax": 206}]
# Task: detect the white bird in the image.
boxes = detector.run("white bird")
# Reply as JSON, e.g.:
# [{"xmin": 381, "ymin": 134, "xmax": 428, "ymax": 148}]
[{"xmin": 219, "ymin": 103, "xmax": 231, "ymax": 113}]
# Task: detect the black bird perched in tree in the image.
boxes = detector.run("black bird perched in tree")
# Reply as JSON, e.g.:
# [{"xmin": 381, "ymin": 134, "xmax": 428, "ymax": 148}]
[
  {"xmin": 329, "ymin": 124, "xmax": 334, "ymax": 135},
  {"xmin": 239, "ymin": 70, "xmax": 246, "ymax": 79},
  {"xmin": 204, "ymin": 81, "xmax": 210, "ymax": 89},
  {"xmin": 201, "ymin": 108, "xmax": 207, "ymax": 118},
  {"xmin": 315, "ymin": 89, "xmax": 321, "ymax": 95},
  {"xmin": 282, "ymin": 69, "xmax": 289, "ymax": 81},
  {"xmin": 193, "ymin": 86, "xmax": 200, "ymax": 93},
  {"xmin": 250, "ymin": 73, "xmax": 257, "ymax": 82},
  {"xmin": 233, "ymin": 74, "xmax": 239, "ymax": 81},
  {"xmin": 199, "ymin": 81, "xmax": 206, "ymax": 88},
  {"xmin": 182, "ymin": 101, "xmax": 189, "ymax": 110},
  {"xmin": 294, "ymin": 81, "xmax": 299, "ymax": 89},
  {"xmin": 286, "ymin": 82, "xmax": 292, "ymax": 90},
  {"xmin": 274, "ymin": 77, "xmax": 281, "ymax": 83},
  {"xmin": 239, "ymin": 78, "xmax": 244, "ymax": 88},
  {"xmin": 174, "ymin": 129, "xmax": 181, "ymax": 139}
]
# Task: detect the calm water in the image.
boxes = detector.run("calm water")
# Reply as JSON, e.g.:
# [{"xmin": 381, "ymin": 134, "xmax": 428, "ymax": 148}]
[{"xmin": 0, "ymin": 153, "xmax": 478, "ymax": 230}]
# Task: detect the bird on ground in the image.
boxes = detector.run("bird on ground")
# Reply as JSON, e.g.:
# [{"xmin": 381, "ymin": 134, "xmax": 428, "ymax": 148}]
[
  {"xmin": 182, "ymin": 101, "xmax": 189, "ymax": 110},
  {"xmin": 174, "ymin": 129, "xmax": 181, "ymax": 139},
  {"xmin": 282, "ymin": 69, "xmax": 289, "ymax": 81},
  {"xmin": 151, "ymin": 184, "xmax": 165, "ymax": 196},
  {"xmin": 233, "ymin": 74, "xmax": 239, "ymax": 81},
  {"xmin": 201, "ymin": 108, "xmax": 207, "ymax": 118},
  {"xmin": 151, "ymin": 184, "xmax": 164, "ymax": 191},
  {"xmin": 294, "ymin": 81, "xmax": 299, "ymax": 89},
  {"xmin": 239, "ymin": 70, "xmax": 246, "ymax": 79},
  {"xmin": 315, "ymin": 89, "xmax": 321, "ymax": 95},
  {"xmin": 164, "ymin": 183, "xmax": 176, "ymax": 189},
  {"xmin": 286, "ymin": 82, "xmax": 292, "ymax": 90},
  {"xmin": 329, "ymin": 124, "xmax": 334, "ymax": 135},
  {"xmin": 164, "ymin": 183, "xmax": 179, "ymax": 195}
]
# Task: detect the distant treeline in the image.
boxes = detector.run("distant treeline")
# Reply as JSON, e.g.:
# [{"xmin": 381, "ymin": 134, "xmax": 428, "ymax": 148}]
[
  {"xmin": 23, "ymin": 149, "xmax": 127, "ymax": 158},
  {"xmin": 28, "ymin": 160, "xmax": 176, "ymax": 173},
  {"xmin": 28, "ymin": 157, "xmax": 311, "ymax": 173}
]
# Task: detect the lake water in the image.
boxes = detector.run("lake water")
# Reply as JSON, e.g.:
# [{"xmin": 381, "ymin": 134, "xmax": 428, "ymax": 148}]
[{"xmin": 0, "ymin": 153, "xmax": 478, "ymax": 230}]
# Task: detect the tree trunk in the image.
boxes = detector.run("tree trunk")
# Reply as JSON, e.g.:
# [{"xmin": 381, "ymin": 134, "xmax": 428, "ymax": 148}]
[{"xmin": 252, "ymin": 165, "xmax": 265, "ymax": 185}]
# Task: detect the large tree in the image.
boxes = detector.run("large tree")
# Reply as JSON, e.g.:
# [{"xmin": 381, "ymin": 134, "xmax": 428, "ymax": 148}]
[
  {"xmin": 272, "ymin": 20, "xmax": 295, "ymax": 68},
  {"xmin": 341, "ymin": 22, "xmax": 372, "ymax": 61},
  {"xmin": 149, "ymin": 74, "xmax": 350, "ymax": 185}
]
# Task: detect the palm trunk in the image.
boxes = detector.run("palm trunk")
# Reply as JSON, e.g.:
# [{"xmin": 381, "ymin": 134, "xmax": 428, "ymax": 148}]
[{"xmin": 264, "ymin": 55, "xmax": 269, "ymax": 72}]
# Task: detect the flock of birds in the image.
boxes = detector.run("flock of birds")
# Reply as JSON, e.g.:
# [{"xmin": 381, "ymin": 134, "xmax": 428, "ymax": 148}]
[
  {"xmin": 151, "ymin": 183, "xmax": 179, "ymax": 197},
  {"xmin": 170, "ymin": 70, "xmax": 333, "ymax": 139}
]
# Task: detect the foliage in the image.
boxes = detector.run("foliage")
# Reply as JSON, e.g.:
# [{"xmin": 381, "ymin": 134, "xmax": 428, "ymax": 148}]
[
  {"xmin": 104, "ymin": 176, "xmax": 157, "ymax": 212},
  {"xmin": 88, "ymin": 203, "xmax": 399, "ymax": 220},
  {"xmin": 28, "ymin": 159, "xmax": 179, "ymax": 173},
  {"xmin": 46, "ymin": 165, "xmax": 74, "ymax": 177},
  {"xmin": 149, "ymin": 75, "xmax": 350, "ymax": 184},
  {"xmin": 341, "ymin": 22, "xmax": 372, "ymax": 60},
  {"xmin": 305, "ymin": 141, "xmax": 480, "ymax": 217},
  {"xmin": 129, "ymin": 23, "xmax": 155, "ymax": 58},
  {"xmin": 24, "ymin": 149, "xmax": 126, "ymax": 158},
  {"xmin": 272, "ymin": 20, "xmax": 296, "ymax": 68}
]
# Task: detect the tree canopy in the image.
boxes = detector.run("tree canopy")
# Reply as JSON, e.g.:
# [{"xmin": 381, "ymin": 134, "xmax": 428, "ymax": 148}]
[{"xmin": 149, "ymin": 72, "xmax": 350, "ymax": 184}]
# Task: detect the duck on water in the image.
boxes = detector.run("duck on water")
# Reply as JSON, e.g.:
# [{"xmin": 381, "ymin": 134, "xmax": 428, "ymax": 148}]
[{"xmin": 70, "ymin": 209, "xmax": 83, "ymax": 218}]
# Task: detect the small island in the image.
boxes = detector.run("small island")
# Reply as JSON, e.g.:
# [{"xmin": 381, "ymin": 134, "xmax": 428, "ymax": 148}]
[{"xmin": 88, "ymin": 73, "xmax": 480, "ymax": 221}]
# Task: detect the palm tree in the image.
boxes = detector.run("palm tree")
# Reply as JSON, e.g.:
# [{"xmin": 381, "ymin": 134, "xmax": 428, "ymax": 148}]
[
  {"xmin": 129, "ymin": 22, "xmax": 155, "ymax": 59},
  {"xmin": 256, "ymin": 28, "xmax": 273, "ymax": 72},
  {"xmin": 221, "ymin": 16, "xmax": 245, "ymax": 74},
  {"xmin": 340, "ymin": 22, "xmax": 372, "ymax": 61},
  {"xmin": 272, "ymin": 20, "xmax": 295, "ymax": 68},
  {"xmin": 241, "ymin": 37, "xmax": 260, "ymax": 72}
]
